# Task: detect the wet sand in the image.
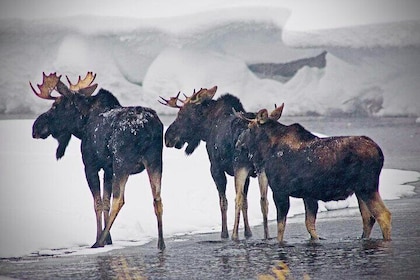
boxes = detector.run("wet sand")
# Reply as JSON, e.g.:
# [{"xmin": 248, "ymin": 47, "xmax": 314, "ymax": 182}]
[{"xmin": 0, "ymin": 117, "xmax": 419, "ymax": 279}]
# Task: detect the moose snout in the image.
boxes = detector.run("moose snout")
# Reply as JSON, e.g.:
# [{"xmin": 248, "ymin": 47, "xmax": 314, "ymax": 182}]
[
  {"xmin": 164, "ymin": 137, "xmax": 183, "ymax": 149},
  {"xmin": 164, "ymin": 127, "xmax": 183, "ymax": 148}
]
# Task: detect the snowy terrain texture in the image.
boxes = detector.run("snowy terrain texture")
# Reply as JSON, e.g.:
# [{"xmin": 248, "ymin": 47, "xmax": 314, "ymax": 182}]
[{"xmin": 1, "ymin": 0, "xmax": 420, "ymax": 117}]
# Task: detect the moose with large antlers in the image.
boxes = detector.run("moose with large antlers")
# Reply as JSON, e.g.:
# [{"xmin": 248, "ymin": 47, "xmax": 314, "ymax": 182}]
[
  {"xmin": 31, "ymin": 72, "xmax": 165, "ymax": 250},
  {"xmin": 160, "ymin": 87, "xmax": 270, "ymax": 240},
  {"xmin": 235, "ymin": 105, "xmax": 392, "ymax": 242}
]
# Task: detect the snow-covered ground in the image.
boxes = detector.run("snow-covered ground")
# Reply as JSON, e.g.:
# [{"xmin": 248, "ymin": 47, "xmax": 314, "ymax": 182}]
[
  {"xmin": 1, "ymin": 0, "xmax": 420, "ymax": 259},
  {"xmin": 0, "ymin": 119, "xmax": 419, "ymax": 258},
  {"xmin": 1, "ymin": 0, "xmax": 420, "ymax": 117}
]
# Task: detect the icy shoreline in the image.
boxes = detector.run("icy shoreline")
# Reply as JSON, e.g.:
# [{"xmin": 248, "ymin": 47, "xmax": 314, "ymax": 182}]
[{"xmin": 1, "ymin": 119, "xmax": 419, "ymax": 258}]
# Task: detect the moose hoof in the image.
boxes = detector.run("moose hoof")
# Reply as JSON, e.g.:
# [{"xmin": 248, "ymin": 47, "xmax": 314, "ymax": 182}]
[
  {"xmin": 105, "ymin": 234, "xmax": 113, "ymax": 245},
  {"xmin": 91, "ymin": 241, "xmax": 105, "ymax": 248},
  {"xmin": 244, "ymin": 230, "xmax": 253, "ymax": 239},
  {"xmin": 157, "ymin": 240, "xmax": 166, "ymax": 251},
  {"xmin": 221, "ymin": 232, "xmax": 229, "ymax": 239}
]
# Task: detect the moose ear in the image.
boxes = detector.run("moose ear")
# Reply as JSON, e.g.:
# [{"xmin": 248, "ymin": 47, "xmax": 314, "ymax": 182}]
[
  {"xmin": 206, "ymin": 86, "xmax": 217, "ymax": 99},
  {"xmin": 256, "ymin": 109, "xmax": 269, "ymax": 125},
  {"xmin": 78, "ymin": 84, "xmax": 98, "ymax": 97},
  {"xmin": 195, "ymin": 86, "xmax": 218, "ymax": 103},
  {"xmin": 269, "ymin": 103, "xmax": 284, "ymax": 121}
]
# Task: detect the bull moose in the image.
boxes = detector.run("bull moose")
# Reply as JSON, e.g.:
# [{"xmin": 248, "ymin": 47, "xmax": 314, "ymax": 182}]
[
  {"xmin": 160, "ymin": 86, "xmax": 270, "ymax": 240},
  {"xmin": 31, "ymin": 72, "xmax": 165, "ymax": 250},
  {"xmin": 235, "ymin": 105, "xmax": 391, "ymax": 242}
]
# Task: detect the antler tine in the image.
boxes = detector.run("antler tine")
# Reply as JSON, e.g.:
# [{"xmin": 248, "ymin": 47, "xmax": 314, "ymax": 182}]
[
  {"xmin": 66, "ymin": 72, "xmax": 97, "ymax": 91},
  {"xmin": 29, "ymin": 72, "xmax": 61, "ymax": 100},
  {"xmin": 158, "ymin": 91, "xmax": 182, "ymax": 108}
]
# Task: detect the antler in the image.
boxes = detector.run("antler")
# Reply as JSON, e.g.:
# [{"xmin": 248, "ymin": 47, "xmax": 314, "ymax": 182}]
[
  {"xmin": 66, "ymin": 72, "xmax": 97, "ymax": 91},
  {"xmin": 185, "ymin": 86, "xmax": 218, "ymax": 104},
  {"xmin": 159, "ymin": 91, "xmax": 183, "ymax": 108},
  {"xmin": 29, "ymin": 72, "xmax": 61, "ymax": 100}
]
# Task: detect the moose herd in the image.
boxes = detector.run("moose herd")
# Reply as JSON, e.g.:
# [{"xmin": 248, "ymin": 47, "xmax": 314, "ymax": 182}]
[{"xmin": 31, "ymin": 72, "xmax": 392, "ymax": 251}]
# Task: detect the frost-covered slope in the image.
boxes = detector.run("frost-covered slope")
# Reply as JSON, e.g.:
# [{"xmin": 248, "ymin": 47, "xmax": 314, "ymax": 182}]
[{"xmin": 1, "ymin": 0, "xmax": 420, "ymax": 116}]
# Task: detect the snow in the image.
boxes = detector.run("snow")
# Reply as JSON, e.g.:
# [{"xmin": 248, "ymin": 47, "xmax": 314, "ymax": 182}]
[
  {"xmin": 0, "ymin": 120, "xmax": 419, "ymax": 258},
  {"xmin": 1, "ymin": 0, "xmax": 420, "ymax": 117}
]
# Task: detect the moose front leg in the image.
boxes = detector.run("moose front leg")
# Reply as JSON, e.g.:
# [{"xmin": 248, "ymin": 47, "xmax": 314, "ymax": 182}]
[
  {"xmin": 258, "ymin": 171, "xmax": 269, "ymax": 239},
  {"xmin": 211, "ymin": 164, "xmax": 229, "ymax": 239},
  {"xmin": 92, "ymin": 174, "xmax": 129, "ymax": 248},
  {"xmin": 232, "ymin": 167, "xmax": 250, "ymax": 240},
  {"xmin": 303, "ymin": 198, "xmax": 319, "ymax": 240},
  {"xmin": 242, "ymin": 177, "xmax": 252, "ymax": 238}
]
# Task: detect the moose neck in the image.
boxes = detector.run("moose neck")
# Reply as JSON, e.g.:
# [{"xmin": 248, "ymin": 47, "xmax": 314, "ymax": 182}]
[{"xmin": 199, "ymin": 94, "xmax": 246, "ymax": 142}]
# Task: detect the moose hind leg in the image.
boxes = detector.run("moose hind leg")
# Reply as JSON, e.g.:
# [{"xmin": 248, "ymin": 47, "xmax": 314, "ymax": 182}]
[
  {"xmin": 273, "ymin": 192, "xmax": 290, "ymax": 243},
  {"xmin": 365, "ymin": 192, "xmax": 392, "ymax": 241},
  {"xmin": 146, "ymin": 164, "xmax": 165, "ymax": 251},
  {"xmin": 92, "ymin": 174, "xmax": 129, "ymax": 248},
  {"xmin": 304, "ymin": 198, "xmax": 319, "ymax": 240},
  {"xmin": 103, "ymin": 169, "xmax": 113, "ymax": 245},
  {"xmin": 356, "ymin": 194, "xmax": 376, "ymax": 239},
  {"xmin": 211, "ymin": 164, "xmax": 229, "ymax": 239},
  {"xmin": 85, "ymin": 167, "xmax": 103, "ymax": 244}
]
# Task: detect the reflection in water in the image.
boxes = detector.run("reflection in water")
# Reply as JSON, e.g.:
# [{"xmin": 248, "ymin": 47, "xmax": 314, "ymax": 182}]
[
  {"xmin": 96, "ymin": 254, "xmax": 147, "ymax": 279},
  {"xmin": 204, "ymin": 238, "xmax": 396, "ymax": 280}
]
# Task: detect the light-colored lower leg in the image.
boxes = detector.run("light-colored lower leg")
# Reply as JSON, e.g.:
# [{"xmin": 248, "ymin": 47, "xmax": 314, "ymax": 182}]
[
  {"xmin": 366, "ymin": 192, "xmax": 392, "ymax": 241},
  {"xmin": 277, "ymin": 217, "xmax": 287, "ymax": 242},
  {"xmin": 232, "ymin": 167, "xmax": 248, "ymax": 240},
  {"xmin": 258, "ymin": 172, "xmax": 269, "ymax": 239}
]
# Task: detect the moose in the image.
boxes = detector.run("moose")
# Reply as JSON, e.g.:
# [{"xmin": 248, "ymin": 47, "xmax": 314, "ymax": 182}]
[
  {"xmin": 235, "ymin": 105, "xmax": 392, "ymax": 242},
  {"xmin": 31, "ymin": 72, "xmax": 165, "ymax": 250},
  {"xmin": 160, "ymin": 86, "xmax": 270, "ymax": 240}
]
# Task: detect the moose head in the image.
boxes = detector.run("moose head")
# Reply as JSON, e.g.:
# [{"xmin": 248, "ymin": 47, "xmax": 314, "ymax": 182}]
[
  {"xmin": 160, "ymin": 86, "xmax": 218, "ymax": 155},
  {"xmin": 234, "ymin": 103, "xmax": 285, "ymax": 157},
  {"xmin": 31, "ymin": 72, "xmax": 98, "ymax": 159}
]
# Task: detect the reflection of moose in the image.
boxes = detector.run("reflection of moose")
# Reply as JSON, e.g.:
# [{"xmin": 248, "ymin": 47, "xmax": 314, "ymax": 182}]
[
  {"xmin": 31, "ymin": 72, "xmax": 165, "ymax": 250},
  {"xmin": 161, "ymin": 87, "xmax": 270, "ymax": 240},
  {"xmin": 236, "ymin": 105, "xmax": 391, "ymax": 242}
]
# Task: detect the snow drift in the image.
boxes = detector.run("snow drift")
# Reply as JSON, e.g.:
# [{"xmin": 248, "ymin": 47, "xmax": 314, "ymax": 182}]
[{"xmin": 1, "ymin": 0, "xmax": 420, "ymax": 117}]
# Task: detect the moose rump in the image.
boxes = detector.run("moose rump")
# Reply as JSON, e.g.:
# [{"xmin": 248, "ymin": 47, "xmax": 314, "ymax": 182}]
[{"xmin": 236, "ymin": 107, "xmax": 392, "ymax": 242}]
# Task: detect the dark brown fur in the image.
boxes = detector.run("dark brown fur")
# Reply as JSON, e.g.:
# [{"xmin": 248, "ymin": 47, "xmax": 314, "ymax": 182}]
[{"xmin": 237, "ymin": 119, "xmax": 392, "ymax": 241}]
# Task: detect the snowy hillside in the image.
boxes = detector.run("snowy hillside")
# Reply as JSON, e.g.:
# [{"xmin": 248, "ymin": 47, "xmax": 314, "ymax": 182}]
[{"xmin": 1, "ymin": 0, "xmax": 420, "ymax": 117}]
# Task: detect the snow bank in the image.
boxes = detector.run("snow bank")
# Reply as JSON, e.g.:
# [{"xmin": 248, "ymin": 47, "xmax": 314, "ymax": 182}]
[
  {"xmin": 0, "ymin": 120, "xmax": 418, "ymax": 258},
  {"xmin": 1, "ymin": 1, "xmax": 420, "ymax": 117}
]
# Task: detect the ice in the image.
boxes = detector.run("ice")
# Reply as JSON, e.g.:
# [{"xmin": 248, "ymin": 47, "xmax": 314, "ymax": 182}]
[{"xmin": 0, "ymin": 120, "xmax": 418, "ymax": 258}]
